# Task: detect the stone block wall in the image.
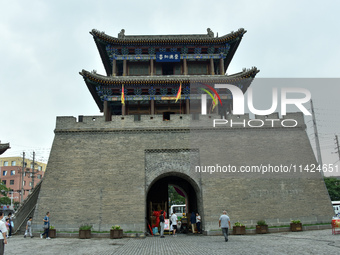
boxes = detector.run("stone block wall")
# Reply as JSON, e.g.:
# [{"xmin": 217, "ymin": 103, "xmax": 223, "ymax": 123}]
[{"xmin": 33, "ymin": 113, "xmax": 334, "ymax": 232}]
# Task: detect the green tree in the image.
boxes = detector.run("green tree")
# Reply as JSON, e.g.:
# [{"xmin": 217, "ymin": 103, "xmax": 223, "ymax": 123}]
[
  {"xmin": 168, "ymin": 185, "xmax": 185, "ymax": 206},
  {"xmin": 324, "ymin": 177, "xmax": 340, "ymax": 201},
  {"xmin": 0, "ymin": 196, "xmax": 11, "ymax": 205},
  {"xmin": 0, "ymin": 179, "xmax": 11, "ymax": 205},
  {"xmin": 0, "ymin": 180, "xmax": 10, "ymax": 196}
]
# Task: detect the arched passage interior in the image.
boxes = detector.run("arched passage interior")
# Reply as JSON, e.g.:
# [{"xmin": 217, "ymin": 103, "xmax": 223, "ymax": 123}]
[{"xmin": 146, "ymin": 174, "xmax": 199, "ymax": 230}]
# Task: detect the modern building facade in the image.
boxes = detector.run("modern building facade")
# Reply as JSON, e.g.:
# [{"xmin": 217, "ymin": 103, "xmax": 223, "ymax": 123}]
[
  {"xmin": 0, "ymin": 156, "xmax": 46, "ymax": 202},
  {"xmin": 33, "ymin": 28, "xmax": 334, "ymax": 233}
]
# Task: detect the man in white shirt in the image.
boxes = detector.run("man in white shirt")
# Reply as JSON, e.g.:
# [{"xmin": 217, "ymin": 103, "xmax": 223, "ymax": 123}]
[
  {"xmin": 170, "ymin": 212, "xmax": 178, "ymax": 236},
  {"xmin": 0, "ymin": 211, "xmax": 8, "ymax": 255},
  {"xmin": 219, "ymin": 210, "xmax": 231, "ymax": 242}
]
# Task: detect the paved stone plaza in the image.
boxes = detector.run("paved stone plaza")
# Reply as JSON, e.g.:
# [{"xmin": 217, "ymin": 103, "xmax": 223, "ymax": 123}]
[{"xmin": 5, "ymin": 229, "xmax": 340, "ymax": 255}]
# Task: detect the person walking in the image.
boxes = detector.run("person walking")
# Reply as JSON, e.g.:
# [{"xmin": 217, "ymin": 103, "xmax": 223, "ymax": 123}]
[
  {"xmin": 190, "ymin": 212, "xmax": 196, "ymax": 234},
  {"xmin": 170, "ymin": 211, "xmax": 178, "ymax": 236},
  {"xmin": 196, "ymin": 212, "xmax": 201, "ymax": 234},
  {"xmin": 6, "ymin": 213, "xmax": 13, "ymax": 238},
  {"xmin": 219, "ymin": 210, "xmax": 231, "ymax": 242},
  {"xmin": 0, "ymin": 212, "xmax": 8, "ymax": 255},
  {"xmin": 41, "ymin": 212, "xmax": 51, "ymax": 240},
  {"xmin": 5, "ymin": 219, "xmax": 9, "ymax": 237},
  {"xmin": 159, "ymin": 210, "xmax": 165, "ymax": 238},
  {"xmin": 24, "ymin": 217, "xmax": 33, "ymax": 238}
]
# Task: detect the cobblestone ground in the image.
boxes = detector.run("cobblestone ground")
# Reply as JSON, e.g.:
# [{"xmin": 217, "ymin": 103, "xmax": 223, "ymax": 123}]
[{"xmin": 5, "ymin": 230, "xmax": 340, "ymax": 255}]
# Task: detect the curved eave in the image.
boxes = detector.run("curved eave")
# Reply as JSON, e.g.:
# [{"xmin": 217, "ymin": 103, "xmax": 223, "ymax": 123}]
[
  {"xmin": 90, "ymin": 28, "xmax": 246, "ymax": 46},
  {"xmin": 0, "ymin": 143, "xmax": 10, "ymax": 155},
  {"xmin": 92, "ymin": 35, "xmax": 112, "ymax": 76},
  {"xmin": 80, "ymin": 68, "xmax": 259, "ymax": 111},
  {"xmin": 80, "ymin": 72, "xmax": 104, "ymax": 111},
  {"xmin": 80, "ymin": 67, "xmax": 259, "ymax": 85}
]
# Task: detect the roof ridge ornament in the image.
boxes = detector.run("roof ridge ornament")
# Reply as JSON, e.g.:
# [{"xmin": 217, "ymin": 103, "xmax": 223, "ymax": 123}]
[
  {"xmin": 118, "ymin": 29, "xmax": 125, "ymax": 39},
  {"xmin": 207, "ymin": 28, "xmax": 214, "ymax": 38}
]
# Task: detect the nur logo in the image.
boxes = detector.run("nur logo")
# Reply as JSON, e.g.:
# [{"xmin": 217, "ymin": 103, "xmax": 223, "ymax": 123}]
[{"xmin": 201, "ymin": 84, "xmax": 311, "ymax": 116}]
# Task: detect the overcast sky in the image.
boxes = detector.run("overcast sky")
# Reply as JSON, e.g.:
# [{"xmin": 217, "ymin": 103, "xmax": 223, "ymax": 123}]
[{"xmin": 0, "ymin": 0, "xmax": 339, "ymax": 174}]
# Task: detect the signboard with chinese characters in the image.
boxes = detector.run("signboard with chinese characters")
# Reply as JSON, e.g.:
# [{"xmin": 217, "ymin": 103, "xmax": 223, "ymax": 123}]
[
  {"xmin": 164, "ymin": 219, "xmax": 170, "ymax": 230},
  {"xmin": 156, "ymin": 52, "xmax": 180, "ymax": 62}
]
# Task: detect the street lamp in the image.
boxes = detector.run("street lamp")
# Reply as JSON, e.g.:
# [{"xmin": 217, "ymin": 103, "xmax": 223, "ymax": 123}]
[{"xmin": 7, "ymin": 191, "xmax": 19, "ymax": 208}]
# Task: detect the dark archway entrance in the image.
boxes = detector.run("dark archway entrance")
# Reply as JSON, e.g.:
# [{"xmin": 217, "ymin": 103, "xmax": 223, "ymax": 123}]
[{"xmin": 146, "ymin": 174, "xmax": 199, "ymax": 231}]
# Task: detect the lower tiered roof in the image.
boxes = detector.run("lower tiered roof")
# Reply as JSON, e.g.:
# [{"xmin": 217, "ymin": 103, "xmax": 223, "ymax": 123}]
[{"xmin": 80, "ymin": 68, "xmax": 259, "ymax": 112}]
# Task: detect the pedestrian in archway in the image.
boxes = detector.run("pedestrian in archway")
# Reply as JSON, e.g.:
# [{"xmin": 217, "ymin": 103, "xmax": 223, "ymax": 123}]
[
  {"xmin": 159, "ymin": 210, "xmax": 165, "ymax": 238},
  {"xmin": 219, "ymin": 210, "xmax": 231, "ymax": 242},
  {"xmin": 190, "ymin": 212, "xmax": 196, "ymax": 234},
  {"xmin": 171, "ymin": 211, "xmax": 178, "ymax": 236},
  {"xmin": 196, "ymin": 212, "xmax": 201, "ymax": 234}
]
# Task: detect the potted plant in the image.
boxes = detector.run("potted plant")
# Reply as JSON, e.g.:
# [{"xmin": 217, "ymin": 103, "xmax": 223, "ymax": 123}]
[
  {"xmin": 290, "ymin": 220, "xmax": 302, "ymax": 232},
  {"xmin": 233, "ymin": 222, "xmax": 246, "ymax": 235},
  {"xmin": 256, "ymin": 220, "xmax": 268, "ymax": 234},
  {"xmin": 49, "ymin": 225, "xmax": 57, "ymax": 238},
  {"xmin": 79, "ymin": 224, "xmax": 92, "ymax": 239},
  {"xmin": 110, "ymin": 225, "xmax": 123, "ymax": 239}
]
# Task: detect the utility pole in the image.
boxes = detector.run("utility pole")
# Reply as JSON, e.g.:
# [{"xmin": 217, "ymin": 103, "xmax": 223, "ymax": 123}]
[
  {"xmin": 335, "ymin": 135, "xmax": 340, "ymax": 161},
  {"xmin": 310, "ymin": 99, "xmax": 323, "ymax": 166},
  {"xmin": 32, "ymin": 151, "xmax": 35, "ymax": 191},
  {"xmin": 21, "ymin": 152, "xmax": 25, "ymax": 202},
  {"xmin": 10, "ymin": 191, "xmax": 13, "ymax": 207}
]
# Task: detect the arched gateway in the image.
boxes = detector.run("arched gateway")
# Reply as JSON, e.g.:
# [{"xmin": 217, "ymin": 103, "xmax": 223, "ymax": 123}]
[
  {"xmin": 33, "ymin": 28, "xmax": 333, "ymax": 234},
  {"xmin": 146, "ymin": 173, "xmax": 201, "ymax": 230},
  {"xmin": 145, "ymin": 148, "xmax": 202, "ymax": 230}
]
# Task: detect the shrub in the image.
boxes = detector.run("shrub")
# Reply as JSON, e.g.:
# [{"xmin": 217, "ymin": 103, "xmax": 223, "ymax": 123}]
[
  {"xmin": 291, "ymin": 220, "xmax": 301, "ymax": 224},
  {"xmin": 257, "ymin": 220, "xmax": 266, "ymax": 226},
  {"xmin": 79, "ymin": 224, "xmax": 92, "ymax": 231},
  {"xmin": 234, "ymin": 222, "xmax": 244, "ymax": 227}
]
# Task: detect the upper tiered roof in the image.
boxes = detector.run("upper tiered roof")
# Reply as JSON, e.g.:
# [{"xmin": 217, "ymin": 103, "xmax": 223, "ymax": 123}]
[
  {"xmin": 91, "ymin": 28, "xmax": 245, "ymax": 44},
  {"xmin": 90, "ymin": 28, "xmax": 247, "ymax": 76}
]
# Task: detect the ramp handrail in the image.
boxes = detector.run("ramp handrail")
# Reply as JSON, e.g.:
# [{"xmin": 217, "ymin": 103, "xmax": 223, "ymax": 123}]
[{"xmin": 12, "ymin": 180, "xmax": 43, "ymax": 234}]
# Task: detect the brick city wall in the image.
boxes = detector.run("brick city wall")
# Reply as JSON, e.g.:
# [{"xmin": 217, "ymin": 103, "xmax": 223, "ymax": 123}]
[{"xmin": 33, "ymin": 113, "xmax": 334, "ymax": 232}]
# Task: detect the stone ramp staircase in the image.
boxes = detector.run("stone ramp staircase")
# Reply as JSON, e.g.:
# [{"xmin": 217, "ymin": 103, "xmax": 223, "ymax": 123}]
[{"xmin": 13, "ymin": 180, "xmax": 43, "ymax": 235}]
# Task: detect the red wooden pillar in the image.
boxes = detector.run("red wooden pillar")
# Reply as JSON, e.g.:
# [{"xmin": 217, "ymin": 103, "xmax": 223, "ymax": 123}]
[
  {"xmin": 150, "ymin": 59, "xmax": 154, "ymax": 76},
  {"xmin": 151, "ymin": 99, "xmax": 155, "ymax": 115},
  {"xmin": 219, "ymin": 58, "xmax": 224, "ymax": 75},
  {"xmin": 183, "ymin": 58, "xmax": 188, "ymax": 75},
  {"xmin": 186, "ymin": 99, "xmax": 190, "ymax": 114},
  {"xmin": 112, "ymin": 59, "xmax": 116, "ymax": 76},
  {"xmin": 210, "ymin": 58, "xmax": 215, "ymax": 75},
  {"xmin": 122, "ymin": 103, "xmax": 126, "ymax": 116},
  {"xmin": 123, "ymin": 59, "xmax": 127, "ymax": 76}
]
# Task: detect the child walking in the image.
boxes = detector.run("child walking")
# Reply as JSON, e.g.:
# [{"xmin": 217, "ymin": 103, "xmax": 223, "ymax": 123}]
[
  {"xmin": 24, "ymin": 217, "xmax": 33, "ymax": 238},
  {"xmin": 5, "ymin": 219, "xmax": 10, "ymax": 237}
]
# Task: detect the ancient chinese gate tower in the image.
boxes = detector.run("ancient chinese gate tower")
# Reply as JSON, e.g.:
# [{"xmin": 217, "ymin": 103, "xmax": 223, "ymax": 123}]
[{"xmin": 34, "ymin": 28, "xmax": 333, "ymax": 232}]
